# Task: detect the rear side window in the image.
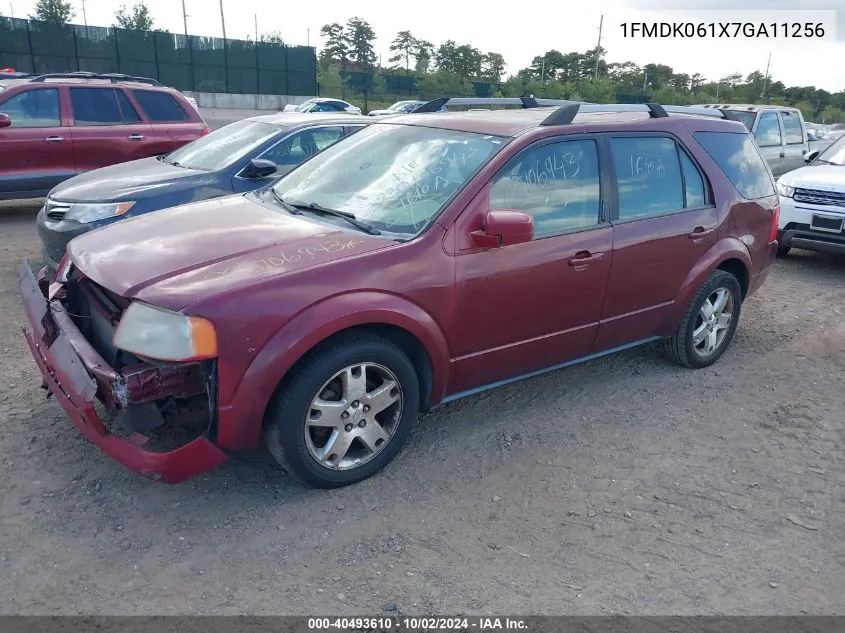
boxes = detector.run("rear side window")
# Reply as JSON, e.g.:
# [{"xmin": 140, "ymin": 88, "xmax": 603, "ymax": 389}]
[
  {"xmin": 0, "ymin": 88, "xmax": 60, "ymax": 127},
  {"xmin": 730, "ymin": 110, "xmax": 757, "ymax": 131},
  {"xmin": 610, "ymin": 137, "xmax": 685, "ymax": 219},
  {"xmin": 70, "ymin": 88, "xmax": 141, "ymax": 126},
  {"xmin": 780, "ymin": 111, "xmax": 804, "ymax": 144},
  {"xmin": 694, "ymin": 131, "xmax": 775, "ymax": 200},
  {"xmin": 132, "ymin": 90, "xmax": 189, "ymax": 122},
  {"xmin": 679, "ymin": 150, "xmax": 706, "ymax": 207},
  {"xmin": 755, "ymin": 111, "xmax": 782, "ymax": 147}
]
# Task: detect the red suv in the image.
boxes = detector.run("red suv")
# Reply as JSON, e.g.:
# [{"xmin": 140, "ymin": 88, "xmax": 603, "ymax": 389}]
[
  {"xmin": 0, "ymin": 72, "xmax": 208, "ymax": 200},
  {"xmin": 19, "ymin": 100, "xmax": 779, "ymax": 488}
]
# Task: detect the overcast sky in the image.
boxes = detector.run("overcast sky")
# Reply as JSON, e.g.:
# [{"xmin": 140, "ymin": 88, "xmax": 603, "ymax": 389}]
[{"xmin": 5, "ymin": 0, "xmax": 844, "ymax": 92}]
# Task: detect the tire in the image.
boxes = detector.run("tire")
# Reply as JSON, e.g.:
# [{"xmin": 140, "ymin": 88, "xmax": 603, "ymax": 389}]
[
  {"xmin": 265, "ymin": 332, "xmax": 420, "ymax": 488},
  {"xmin": 663, "ymin": 270, "xmax": 742, "ymax": 369}
]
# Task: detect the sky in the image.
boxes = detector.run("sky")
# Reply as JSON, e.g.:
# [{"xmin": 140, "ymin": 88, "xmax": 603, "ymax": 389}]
[{"xmin": 4, "ymin": 0, "xmax": 844, "ymax": 92}]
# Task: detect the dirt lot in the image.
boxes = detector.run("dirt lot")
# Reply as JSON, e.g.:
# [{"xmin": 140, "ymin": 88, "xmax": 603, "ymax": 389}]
[{"xmin": 0, "ymin": 203, "xmax": 843, "ymax": 616}]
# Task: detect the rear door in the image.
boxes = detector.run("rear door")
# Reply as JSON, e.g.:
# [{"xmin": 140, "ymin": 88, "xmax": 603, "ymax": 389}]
[
  {"xmin": 68, "ymin": 86, "xmax": 155, "ymax": 171},
  {"xmin": 131, "ymin": 88, "xmax": 205, "ymax": 152},
  {"xmin": 753, "ymin": 110, "xmax": 787, "ymax": 177},
  {"xmin": 779, "ymin": 110, "xmax": 808, "ymax": 173},
  {"xmin": 0, "ymin": 86, "xmax": 75, "ymax": 198},
  {"xmin": 594, "ymin": 133, "xmax": 718, "ymax": 351}
]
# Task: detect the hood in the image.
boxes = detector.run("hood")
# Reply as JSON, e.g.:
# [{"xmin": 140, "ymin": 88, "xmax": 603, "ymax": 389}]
[
  {"xmin": 67, "ymin": 193, "xmax": 392, "ymax": 310},
  {"xmin": 50, "ymin": 156, "xmax": 210, "ymax": 202},
  {"xmin": 780, "ymin": 165, "xmax": 845, "ymax": 190}
]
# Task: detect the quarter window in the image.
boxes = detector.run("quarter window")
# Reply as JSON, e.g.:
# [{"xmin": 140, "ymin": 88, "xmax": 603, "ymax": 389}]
[
  {"xmin": 755, "ymin": 111, "xmax": 782, "ymax": 147},
  {"xmin": 0, "ymin": 88, "xmax": 60, "ymax": 127},
  {"xmin": 693, "ymin": 131, "xmax": 776, "ymax": 200},
  {"xmin": 489, "ymin": 139, "xmax": 601, "ymax": 238}
]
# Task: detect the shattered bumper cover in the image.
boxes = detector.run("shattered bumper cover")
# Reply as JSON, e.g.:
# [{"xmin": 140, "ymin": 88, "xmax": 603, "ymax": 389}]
[{"xmin": 18, "ymin": 261, "xmax": 227, "ymax": 483}]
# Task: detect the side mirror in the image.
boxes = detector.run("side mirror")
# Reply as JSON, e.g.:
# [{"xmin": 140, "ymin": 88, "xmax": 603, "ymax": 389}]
[
  {"xmin": 805, "ymin": 150, "xmax": 820, "ymax": 164},
  {"xmin": 471, "ymin": 209, "xmax": 534, "ymax": 248},
  {"xmin": 243, "ymin": 158, "xmax": 278, "ymax": 179},
  {"xmin": 0, "ymin": 113, "xmax": 11, "ymax": 128}
]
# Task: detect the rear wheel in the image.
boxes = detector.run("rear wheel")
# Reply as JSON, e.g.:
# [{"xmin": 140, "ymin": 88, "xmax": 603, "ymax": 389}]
[
  {"xmin": 265, "ymin": 332, "xmax": 419, "ymax": 488},
  {"xmin": 663, "ymin": 270, "xmax": 742, "ymax": 369}
]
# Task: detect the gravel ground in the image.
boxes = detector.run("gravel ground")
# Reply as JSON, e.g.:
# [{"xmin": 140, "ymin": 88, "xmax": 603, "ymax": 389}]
[{"xmin": 0, "ymin": 204, "xmax": 843, "ymax": 616}]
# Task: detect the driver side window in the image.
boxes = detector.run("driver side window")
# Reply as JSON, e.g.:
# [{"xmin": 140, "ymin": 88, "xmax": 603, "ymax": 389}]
[
  {"xmin": 488, "ymin": 138, "xmax": 601, "ymax": 239},
  {"xmin": 257, "ymin": 127, "xmax": 344, "ymax": 167}
]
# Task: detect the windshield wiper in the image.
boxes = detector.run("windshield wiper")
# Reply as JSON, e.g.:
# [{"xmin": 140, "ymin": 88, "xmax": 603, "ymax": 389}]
[
  {"xmin": 269, "ymin": 189, "xmax": 302, "ymax": 215},
  {"xmin": 286, "ymin": 200, "xmax": 381, "ymax": 236}
]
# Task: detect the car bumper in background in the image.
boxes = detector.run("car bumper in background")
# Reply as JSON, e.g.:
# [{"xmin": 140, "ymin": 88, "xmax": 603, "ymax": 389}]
[
  {"xmin": 18, "ymin": 262, "xmax": 227, "ymax": 483},
  {"xmin": 778, "ymin": 195, "xmax": 845, "ymax": 255},
  {"xmin": 36, "ymin": 207, "xmax": 92, "ymax": 275}
]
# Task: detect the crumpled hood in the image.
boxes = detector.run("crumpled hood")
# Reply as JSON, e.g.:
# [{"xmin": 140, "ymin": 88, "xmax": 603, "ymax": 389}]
[
  {"xmin": 67, "ymin": 193, "xmax": 392, "ymax": 310},
  {"xmin": 50, "ymin": 156, "xmax": 210, "ymax": 202},
  {"xmin": 780, "ymin": 165, "xmax": 845, "ymax": 190}
]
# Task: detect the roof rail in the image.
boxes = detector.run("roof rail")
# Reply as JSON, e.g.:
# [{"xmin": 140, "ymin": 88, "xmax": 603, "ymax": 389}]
[
  {"xmin": 28, "ymin": 71, "xmax": 163, "ymax": 87},
  {"xmin": 539, "ymin": 102, "xmax": 741, "ymax": 126},
  {"xmin": 412, "ymin": 96, "xmax": 582, "ymax": 113}
]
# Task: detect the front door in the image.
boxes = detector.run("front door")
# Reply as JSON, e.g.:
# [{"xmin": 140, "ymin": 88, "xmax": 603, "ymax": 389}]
[
  {"xmin": 0, "ymin": 86, "xmax": 74, "ymax": 198},
  {"xmin": 593, "ymin": 133, "xmax": 718, "ymax": 351},
  {"xmin": 779, "ymin": 110, "xmax": 808, "ymax": 174},
  {"xmin": 447, "ymin": 136, "xmax": 613, "ymax": 394}
]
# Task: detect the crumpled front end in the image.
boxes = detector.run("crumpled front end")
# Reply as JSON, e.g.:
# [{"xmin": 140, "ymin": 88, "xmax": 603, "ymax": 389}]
[{"xmin": 18, "ymin": 261, "xmax": 227, "ymax": 483}]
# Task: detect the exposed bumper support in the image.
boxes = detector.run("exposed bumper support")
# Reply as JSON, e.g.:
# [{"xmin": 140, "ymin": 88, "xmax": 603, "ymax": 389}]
[{"xmin": 19, "ymin": 261, "xmax": 227, "ymax": 483}]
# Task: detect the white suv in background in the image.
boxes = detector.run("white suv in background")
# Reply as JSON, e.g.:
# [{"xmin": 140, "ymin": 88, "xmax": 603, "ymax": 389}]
[{"xmin": 776, "ymin": 134, "xmax": 845, "ymax": 257}]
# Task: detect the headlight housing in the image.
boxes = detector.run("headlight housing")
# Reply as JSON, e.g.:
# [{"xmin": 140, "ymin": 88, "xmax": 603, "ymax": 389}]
[
  {"xmin": 776, "ymin": 182, "xmax": 795, "ymax": 198},
  {"xmin": 63, "ymin": 201, "xmax": 136, "ymax": 223},
  {"xmin": 113, "ymin": 302, "xmax": 217, "ymax": 362}
]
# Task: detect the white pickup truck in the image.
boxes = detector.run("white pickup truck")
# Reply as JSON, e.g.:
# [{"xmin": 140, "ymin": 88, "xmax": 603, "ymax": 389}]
[{"xmin": 696, "ymin": 104, "xmax": 810, "ymax": 178}]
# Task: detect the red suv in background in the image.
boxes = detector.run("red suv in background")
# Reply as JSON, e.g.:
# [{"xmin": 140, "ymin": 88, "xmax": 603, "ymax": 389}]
[{"xmin": 0, "ymin": 72, "xmax": 208, "ymax": 200}]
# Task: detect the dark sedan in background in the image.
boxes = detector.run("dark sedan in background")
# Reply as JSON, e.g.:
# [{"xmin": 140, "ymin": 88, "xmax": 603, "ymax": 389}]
[{"xmin": 37, "ymin": 112, "xmax": 369, "ymax": 274}]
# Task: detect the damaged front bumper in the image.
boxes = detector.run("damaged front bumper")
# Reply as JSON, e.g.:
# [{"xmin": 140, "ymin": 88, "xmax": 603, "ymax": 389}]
[{"xmin": 18, "ymin": 261, "xmax": 227, "ymax": 483}]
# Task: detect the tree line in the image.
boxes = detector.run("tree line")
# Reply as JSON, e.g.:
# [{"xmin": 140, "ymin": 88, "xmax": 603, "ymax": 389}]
[{"xmin": 317, "ymin": 17, "xmax": 845, "ymax": 123}]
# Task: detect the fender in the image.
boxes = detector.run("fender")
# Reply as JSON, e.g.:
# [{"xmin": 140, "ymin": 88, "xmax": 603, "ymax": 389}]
[
  {"xmin": 663, "ymin": 237, "xmax": 751, "ymax": 330},
  {"xmin": 215, "ymin": 291, "xmax": 452, "ymax": 450}
]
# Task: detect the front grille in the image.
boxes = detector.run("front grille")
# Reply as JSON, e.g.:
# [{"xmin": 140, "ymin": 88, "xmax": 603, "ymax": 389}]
[
  {"xmin": 44, "ymin": 198, "xmax": 71, "ymax": 220},
  {"xmin": 66, "ymin": 271, "xmax": 132, "ymax": 367},
  {"xmin": 794, "ymin": 188, "xmax": 845, "ymax": 207}
]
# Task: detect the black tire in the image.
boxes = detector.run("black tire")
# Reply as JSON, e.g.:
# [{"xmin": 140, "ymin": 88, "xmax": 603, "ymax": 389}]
[
  {"xmin": 663, "ymin": 270, "xmax": 742, "ymax": 369},
  {"xmin": 776, "ymin": 242, "xmax": 791, "ymax": 258},
  {"xmin": 265, "ymin": 332, "xmax": 420, "ymax": 488}
]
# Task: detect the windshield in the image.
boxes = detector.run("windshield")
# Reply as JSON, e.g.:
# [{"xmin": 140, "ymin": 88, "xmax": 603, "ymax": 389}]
[
  {"xmin": 271, "ymin": 123, "xmax": 506, "ymax": 236},
  {"xmin": 164, "ymin": 119, "xmax": 280, "ymax": 171},
  {"xmin": 815, "ymin": 135, "xmax": 845, "ymax": 166},
  {"xmin": 823, "ymin": 130, "xmax": 845, "ymax": 141},
  {"xmin": 729, "ymin": 110, "xmax": 757, "ymax": 131}
]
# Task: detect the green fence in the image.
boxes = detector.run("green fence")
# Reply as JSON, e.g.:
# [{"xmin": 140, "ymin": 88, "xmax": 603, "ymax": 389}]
[{"xmin": 0, "ymin": 16, "xmax": 317, "ymax": 95}]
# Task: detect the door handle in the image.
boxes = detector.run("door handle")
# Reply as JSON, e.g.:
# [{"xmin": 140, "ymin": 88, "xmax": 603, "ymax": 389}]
[
  {"xmin": 779, "ymin": 150, "xmax": 785, "ymax": 158},
  {"xmin": 128, "ymin": 134, "xmax": 145, "ymax": 141},
  {"xmin": 688, "ymin": 226, "xmax": 716, "ymax": 240},
  {"xmin": 44, "ymin": 136, "xmax": 63, "ymax": 143},
  {"xmin": 567, "ymin": 251, "xmax": 604, "ymax": 268}
]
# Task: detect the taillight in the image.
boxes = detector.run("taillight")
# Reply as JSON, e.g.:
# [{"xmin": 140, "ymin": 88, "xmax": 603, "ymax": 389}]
[
  {"xmin": 769, "ymin": 200, "xmax": 780, "ymax": 243},
  {"xmin": 201, "ymin": 127, "xmax": 210, "ymax": 136}
]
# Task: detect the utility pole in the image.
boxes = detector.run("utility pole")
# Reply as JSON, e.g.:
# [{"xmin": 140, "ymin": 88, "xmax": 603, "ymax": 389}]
[
  {"xmin": 760, "ymin": 51, "xmax": 771, "ymax": 101},
  {"xmin": 254, "ymin": 13, "xmax": 258, "ymax": 41},
  {"xmin": 219, "ymin": 0, "xmax": 227, "ymax": 40},
  {"xmin": 181, "ymin": 0, "xmax": 189, "ymax": 36},
  {"xmin": 9, "ymin": 2, "xmax": 14, "ymax": 18},
  {"xmin": 81, "ymin": 0, "xmax": 88, "ymax": 27},
  {"xmin": 307, "ymin": 28, "xmax": 310, "ymax": 47},
  {"xmin": 716, "ymin": 81, "xmax": 720, "ymax": 101},
  {"xmin": 642, "ymin": 71, "xmax": 648, "ymax": 94},
  {"xmin": 541, "ymin": 56, "xmax": 545, "ymax": 84},
  {"xmin": 594, "ymin": 14, "xmax": 603, "ymax": 78}
]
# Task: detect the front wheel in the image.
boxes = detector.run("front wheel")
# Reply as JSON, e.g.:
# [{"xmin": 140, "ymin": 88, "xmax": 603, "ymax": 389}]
[
  {"xmin": 663, "ymin": 270, "xmax": 742, "ymax": 369},
  {"xmin": 265, "ymin": 332, "xmax": 420, "ymax": 488}
]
